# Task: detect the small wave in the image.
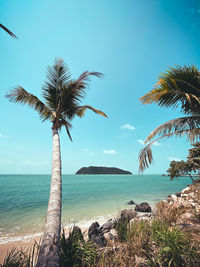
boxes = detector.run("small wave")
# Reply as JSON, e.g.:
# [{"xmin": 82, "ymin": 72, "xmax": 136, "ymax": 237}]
[
  {"xmin": 0, "ymin": 232, "xmax": 42, "ymax": 245},
  {"xmin": 0, "ymin": 212, "xmax": 118, "ymax": 245},
  {"xmin": 63, "ymin": 213, "xmax": 114, "ymax": 230}
]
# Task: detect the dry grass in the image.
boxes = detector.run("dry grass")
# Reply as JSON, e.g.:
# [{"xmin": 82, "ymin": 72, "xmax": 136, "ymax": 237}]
[{"xmin": 156, "ymin": 201, "xmax": 186, "ymax": 224}]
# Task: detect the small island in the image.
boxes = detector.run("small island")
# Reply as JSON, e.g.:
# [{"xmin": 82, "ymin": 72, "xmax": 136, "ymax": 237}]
[{"xmin": 75, "ymin": 166, "xmax": 132, "ymax": 175}]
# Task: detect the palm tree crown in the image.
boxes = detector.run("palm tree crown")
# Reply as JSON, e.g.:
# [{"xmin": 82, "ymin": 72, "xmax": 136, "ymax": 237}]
[
  {"xmin": 6, "ymin": 58, "xmax": 107, "ymax": 136},
  {"xmin": 139, "ymin": 65, "xmax": 200, "ymax": 172}
]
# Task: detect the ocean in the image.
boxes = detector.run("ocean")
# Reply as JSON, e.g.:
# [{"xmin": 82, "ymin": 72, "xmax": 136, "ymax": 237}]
[{"xmin": 0, "ymin": 174, "xmax": 191, "ymax": 244}]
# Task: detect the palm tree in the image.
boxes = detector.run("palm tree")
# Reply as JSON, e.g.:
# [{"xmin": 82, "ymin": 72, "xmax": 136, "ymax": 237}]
[
  {"xmin": 0, "ymin": 24, "xmax": 17, "ymax": 38},
  {"xmin": 139, "ymin": 65, "xmax": 200, "ymax": 172},
  {"xmin": 6, "ymin": 58, "xmax": 107, "ymax": 267}
]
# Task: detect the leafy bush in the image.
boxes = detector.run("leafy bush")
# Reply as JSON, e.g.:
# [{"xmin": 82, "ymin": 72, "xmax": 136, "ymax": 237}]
[
  {"xmin": 149, "ymin": 219, "xmax": 200, "ymax": 266},
  {"xmin": 59, "ymin": 227, "xmax": 97, "ymax": 267},
  {"xmin": 115, "ymin": 218, "xmax": 129, "ymax": 242}
]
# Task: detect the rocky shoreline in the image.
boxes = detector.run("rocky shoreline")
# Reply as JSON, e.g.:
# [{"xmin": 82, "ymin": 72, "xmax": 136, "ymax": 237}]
[
  {"xmin": 76, "ymin": 181, "xmax": 200, "ymax": 248},
  {"xmin": 0, "ymin": 182, "xmax": 199, "ymax": 265}
]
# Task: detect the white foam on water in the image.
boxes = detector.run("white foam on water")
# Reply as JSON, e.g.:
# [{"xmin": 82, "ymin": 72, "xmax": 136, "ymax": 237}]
[
  {"xmin": 63, "ymin": 213, "xmax": 114, "ymax": 230},
  {"xmin": 0, "ymin": 213, "xmax": 115, "ymax": 245},
  {"xmin": 0, "ymin": 232, "xmax": 42, "ymax": 245}
]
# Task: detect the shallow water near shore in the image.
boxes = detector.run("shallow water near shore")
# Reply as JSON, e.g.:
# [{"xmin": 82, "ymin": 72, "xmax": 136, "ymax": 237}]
[{"xmin": 0, "ymin": 174, "xmax": 191, "ymax": 244}]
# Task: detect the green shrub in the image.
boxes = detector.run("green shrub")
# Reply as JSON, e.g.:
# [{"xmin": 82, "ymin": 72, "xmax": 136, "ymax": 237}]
[
  {"xmin": 115, "ymin": 218, "xmax": 129, "ymax": 242},
  {"xmin": 2, "ymin": 241, "xmax": 39, "ymax": 267},
  {"xmin": 149, "ymin": 219, "xmax": 200, "ymax": 266},
  {"xmin": 59, "ymin": 227, "xmax": 97, "ymax": 267}
]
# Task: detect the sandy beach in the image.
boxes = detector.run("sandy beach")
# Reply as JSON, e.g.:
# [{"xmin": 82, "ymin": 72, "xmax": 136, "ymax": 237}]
[{"xmin": 0, "ymin": 222, "xmax": 104, "ymax": 264}]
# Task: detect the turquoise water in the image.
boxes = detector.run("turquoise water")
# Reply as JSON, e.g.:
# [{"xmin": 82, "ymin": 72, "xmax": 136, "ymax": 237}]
[{"xmin": 0, "ymin": 174, "xmax": 191, "ymax": 243}]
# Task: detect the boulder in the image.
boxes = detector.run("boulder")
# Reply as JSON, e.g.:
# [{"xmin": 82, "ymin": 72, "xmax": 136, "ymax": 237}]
[
  {"xmin": 99, "ymin": 219, "xmax": 115, "ymax": 234},
  {"xmin": 127, "ymin": 200, "xmax": 135, "ymax": 205},
  {"xmin": 120, "ymin": 209, "xmax": 136, "ymax": 221},
  {"xmin": 104, "ymin": 232, "xmax": 115, "ymax": 241},
  {"xmin": 88, "ymin": 222, "xmax": 100, "ymax": 239},
  {"xmin": 135, "ymin": 202, "xmax": 151, "ymax": 213},
  {"xmin": 193, "ymin": 178, "xmax": 200, "ymax": 184},
  {"xmin": 171, "ymin": 194, "xmax": 177, "ymax": 202},
  {"xmin": 92, "ymin": 235, "xmax": 107, "ymax": 247},
  {"xmin": 181, "ymin": 187, "xmax": 190, "ymax": 194},
  {"xmin": 136, "ymin": 212, "xmax": 153, "ymax": 220}
]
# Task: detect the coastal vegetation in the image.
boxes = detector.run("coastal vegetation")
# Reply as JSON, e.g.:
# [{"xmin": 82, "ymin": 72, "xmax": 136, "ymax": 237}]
[
  {"xmin": 5, "ymin": 58, "xmax": 107, "ymax": 267},
  {"xmin": 2, "ymin": 182, "xmax": 200, "ymax": 266},
  {"xmin": 139, "ymin": 65, "xmax": 200, "ymax": 172},
  {"xmin": 167, "ymin": 143, "xmax": 200, "ymax": 182}
]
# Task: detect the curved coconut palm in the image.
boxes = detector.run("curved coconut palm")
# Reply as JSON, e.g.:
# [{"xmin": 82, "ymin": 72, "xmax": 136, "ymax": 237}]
[
  {"xmin": 139, "ymin": 65, "xmax": 200, "ymax": 172},
  {"xmin": 6, "ymin": 58, "xmax": 107, "ymax": 267},
  {"xmin": 0, "ymin": 24, "xmax": 17, "ymax": 38}
]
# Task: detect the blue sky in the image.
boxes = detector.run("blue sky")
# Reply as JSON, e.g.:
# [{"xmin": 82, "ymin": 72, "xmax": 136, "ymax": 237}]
[{"xmin": 1, "ymin": 0, "xmax": 200, "ymax": 174}]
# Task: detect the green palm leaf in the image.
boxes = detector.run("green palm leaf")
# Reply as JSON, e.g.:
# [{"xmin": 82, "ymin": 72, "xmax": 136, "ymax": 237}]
[
  {"xmin": 140, "ymin": 65, "xmax": 200, "ymax": 115},
  {"xmin": 139, "ymin": 64, "xmax": 200, "ymax": 172},
  {"xmin": 139, "ymin": 128, "xmax": 200, "ymax": 172},
  {"xmin": 0, "ymin": 23, "xmax": 17, "ymax": 38},
  {"xmin": 145, "ymin": 116, "xmax": 200, "ymax": 143},
  {"xmin": 6, "ymin": 86, "xmax": 52, "ymax": 120},
  {"xmin": 75, "ymin": 105, "xmax": 108, "ymax": 118}
]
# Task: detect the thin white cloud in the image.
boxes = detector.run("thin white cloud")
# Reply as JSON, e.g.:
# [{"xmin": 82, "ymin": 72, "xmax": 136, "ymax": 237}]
[
  {"xmin": 121, "ymin": 124, "xmax": 135, "ymax": 130},
  {"xmin": 137, "ymin": 139, "xmax": 145, "ymax": 145},
  {"xmin": 0, "ymin": 133, "xmax": 3, "ymax": 137},
  {"xmin": 103, "ymin": 149, "xmax": 116, "ymax": 154},
  {"xmin": 153, "ymin": 141, "xmax": 160, "ymax": 146},
  {"xmin": 137, "ymin": 139, "xmax": 160, "ymax": 146},
  {"xmin": 167, "ymin": 157, "xmax": 181, "ymax": 161},
  {"xmin": 83, "ymin": 149, "xmax": 89, "ymax": 152}
]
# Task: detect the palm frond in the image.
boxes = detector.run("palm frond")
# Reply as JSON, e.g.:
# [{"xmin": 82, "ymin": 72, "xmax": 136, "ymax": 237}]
[
  {"xmin": 75, "ymin": 105, "xmax": 108, "ymax": 118},
  {"xmin": 55, "ymin": 71, "xmax": 104, "ymax": 121},
  {"xmin": 6, "ymin": 87, "xmax": 52, "ymax": 120},
  {"xmin": 42, "ymin": 58, "xmax": 71, "ymax": 110},
  {"xmin": 145, "ymin": 116, "xmax": 200, "ymax": 143},
  {"xmin": 140, "ymin": 65, "xmax": 200, "ymax": 115},
  {"xmin": 0, "ymin": 23, "xmax": 17, "ymax": 38},
  {"xmin": 58, "ymin": 118, "xmax": 72, "ymax": 141},
  {"xmin": 139, "ymin": 128, "xmax": 200, "ymax": 172}
]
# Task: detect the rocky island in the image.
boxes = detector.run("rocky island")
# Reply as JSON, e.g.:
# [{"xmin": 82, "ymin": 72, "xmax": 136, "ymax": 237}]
[{"xmin": 76, "ymin": 166, "xmax": 132, "ymax": 175}]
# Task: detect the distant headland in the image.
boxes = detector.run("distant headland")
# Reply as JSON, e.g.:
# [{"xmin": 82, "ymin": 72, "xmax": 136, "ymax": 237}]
[{"xmin": 75, "ymin": 166, "xmax": 132, "ymax": 175}]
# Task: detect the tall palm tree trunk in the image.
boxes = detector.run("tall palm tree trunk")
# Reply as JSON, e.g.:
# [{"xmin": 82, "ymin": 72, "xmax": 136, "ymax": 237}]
[{"xmin": 36, "ymin": 129, "xmax": 62, "ymax": 267}]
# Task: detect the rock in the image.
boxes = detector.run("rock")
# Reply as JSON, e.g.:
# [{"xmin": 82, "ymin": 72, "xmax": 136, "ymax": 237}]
[
  {"xmin": 88, "ymin": 222, "xmax": 100, "ymax": 239},
  {"xmin": 136, "ymin": 212, "xmax": 153, "ymax": 220},
  {"xmin": 92, "ymin": 235, "xmax": 107, "ymax": 247},
  {"xmin": 171, "ymin": 194, "xmax": 177, "ymax": 202},
  {"xmin": 110, "ymin": 228, "xmax": 117, "ymax": 235},
  {"xmin": 104, "ymin": 232, "xmax": 115, "ymax": 241},
  {"xmin": 176, "ymin": 192, "xmax": 181, "ymax": 197},
  {"xmin": 135, "ymin": 202, "xmax": 151, "ymax": 213},
  {"xmin": 127, "ymin": 200, "xmax": 135, "ymax": 205},
  {"xmin": 99, "ymin": 219, "xmax": 115, "ymax": 234},
  {"xmin": 182, "ymin": 187, "xmax": 190, "ymax": 194},
  {"xmin": 193, "ymin": 178, "xmax": 200, "ymax": 184},
  {"xmin": 120, "ymin": 209, "xmax": 136, "ymax": 221}
]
